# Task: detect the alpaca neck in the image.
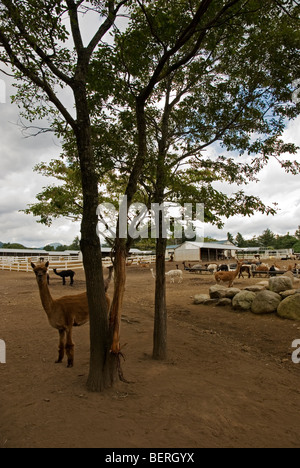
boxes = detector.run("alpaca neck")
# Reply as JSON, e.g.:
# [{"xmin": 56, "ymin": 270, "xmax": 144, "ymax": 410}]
[{"xmin": 37, "ymin": 280, "xmax": 54, "ymax": 317}]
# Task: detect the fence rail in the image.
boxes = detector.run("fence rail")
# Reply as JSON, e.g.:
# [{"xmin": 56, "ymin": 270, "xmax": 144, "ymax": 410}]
[
  {"xmin": 237, "ymin": 252, "xmax": 296, "ymax": 260},
  {"xmin": 0, "ymin": 256, "xmax": 83, "ymax": 272},
  {"xmin": 0, "ymin": 255, "xmax": 156, "ymax": 273}
]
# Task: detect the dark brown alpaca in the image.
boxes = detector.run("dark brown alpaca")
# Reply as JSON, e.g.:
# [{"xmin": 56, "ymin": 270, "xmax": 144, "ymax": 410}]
[
  {"xmin": 53, "ymin": 268, "xmax": 75, "ymax": 285},
  {"xmin": 32, "ymin": 262, "xmax": 110, "ymax": 368}
]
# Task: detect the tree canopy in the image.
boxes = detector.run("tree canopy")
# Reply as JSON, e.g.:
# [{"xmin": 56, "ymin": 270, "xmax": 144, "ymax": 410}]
[{"xmin": 22, "ymin": 0, "xmax": 300, "ymax": 230}]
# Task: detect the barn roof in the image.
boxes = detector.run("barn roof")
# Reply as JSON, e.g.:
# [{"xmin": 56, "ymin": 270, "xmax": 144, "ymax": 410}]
[{"xmin": 174, "ymin": 241, "xmax": 240, "ymax": 251}]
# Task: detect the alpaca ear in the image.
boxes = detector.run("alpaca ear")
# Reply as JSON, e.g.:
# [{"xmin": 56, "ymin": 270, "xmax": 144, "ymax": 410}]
[
  {"xmin": 31, "ymin": 262, "xmax": 36, "ymax": 270},
  {"xmin": 45, "ymin": 261, "xmax": 49, "ymax": 268}
]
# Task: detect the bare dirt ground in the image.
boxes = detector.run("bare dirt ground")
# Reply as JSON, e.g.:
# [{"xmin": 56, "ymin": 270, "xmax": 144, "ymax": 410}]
[{"xmin": 1, "ymin": 261, "xmax": 300, "ymax": 448}]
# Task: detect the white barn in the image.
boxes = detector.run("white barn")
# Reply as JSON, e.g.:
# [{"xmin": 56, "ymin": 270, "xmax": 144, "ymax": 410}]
[{"xmin": 174, "ymin": 241, "xmax": 239, "ymax": 263}]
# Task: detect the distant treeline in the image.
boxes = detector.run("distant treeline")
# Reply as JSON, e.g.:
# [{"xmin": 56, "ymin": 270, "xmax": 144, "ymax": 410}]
[
  {"xmin": 227, "ymin": 228, "xmax": 300, "ymax": 252},
  {"xmin": 0, "ymin": 236, "xmax": 80, "ymax": 251}
]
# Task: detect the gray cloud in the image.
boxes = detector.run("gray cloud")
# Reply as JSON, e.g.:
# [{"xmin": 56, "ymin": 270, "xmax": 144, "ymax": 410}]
[
  {"xmin": 0, "ymin": 78, "xmax": 79, "ymax": 246},
  {"xmin": 205, "ymin": 117, "xmax": 300, "ymax": 239}
]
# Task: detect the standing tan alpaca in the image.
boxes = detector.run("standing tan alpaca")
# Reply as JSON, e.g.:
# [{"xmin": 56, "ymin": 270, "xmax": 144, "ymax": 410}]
[
  {"xmin": 31, "ymin": 262, "xmax": 110, "ymax": 368},
  {"xmin": 215, "ymin": 261, "xmax": 243, "ymax": 288}
]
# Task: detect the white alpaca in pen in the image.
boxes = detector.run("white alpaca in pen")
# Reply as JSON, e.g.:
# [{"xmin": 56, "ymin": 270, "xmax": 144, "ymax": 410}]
[{"xmin": 150, "ymin": 268, "xmax": 183, "ymax": 284}]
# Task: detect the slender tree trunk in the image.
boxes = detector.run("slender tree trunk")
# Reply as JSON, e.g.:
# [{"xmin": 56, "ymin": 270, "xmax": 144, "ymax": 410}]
[
  {"xmin": 152, "ymin": 144, "xmax": 168, "ymax": 361},
  {"xmin": 152, "ymin": 82, "xmax": 170, "ymax": 360},
  {"xmin": 110, "ymin": 239, "xmax": 127, "ymax": 356},
  {"xmin": 108, "ymin": 96, "xmax": 148, "ymax": 364},
  {"xmin": 153, "ymin": 229, "xmax": 167, "ymax": 360},
  {"xmin": 74, "ymin": 84, "xmax": 116, "ymax": 391}
]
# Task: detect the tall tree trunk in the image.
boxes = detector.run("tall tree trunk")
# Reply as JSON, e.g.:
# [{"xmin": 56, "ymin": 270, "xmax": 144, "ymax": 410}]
[
  {"xmin": 74, "ymin": 85, "xmax": 116, "ymax": 392},
  {"xmin": 110, "ymin": 239, "xmax": 127, "ymax": 356},
  {"xmin": 152, "ymin": 82, "xmax": 170, "ymax": 360},
  {"xmin": 152, "ymin": 144, "xmax": 168, "ymax": 361},
  {"xmin": 108, "ymin": 96, "xmax": 148, "ymax": 368},
  {"xmin": 153, "ymin": 229, "xmax": 167, "ymax": 360}
]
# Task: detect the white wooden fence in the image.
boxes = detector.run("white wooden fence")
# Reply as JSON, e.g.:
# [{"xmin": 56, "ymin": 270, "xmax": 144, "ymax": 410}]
[
  {"xmin": 0, "ymin": 255, "xmax": 83, "ymax": 273},
  {"xmin": 237, "ymin": 250, "xmax": 295, "ymax": 260},
  {"xmin": 0, "ymin": 255, "xmax": 156, "ymax": 273},
  {"xmin": 102, "ymin": 255, "xmax": 156, "ymax": 267}
]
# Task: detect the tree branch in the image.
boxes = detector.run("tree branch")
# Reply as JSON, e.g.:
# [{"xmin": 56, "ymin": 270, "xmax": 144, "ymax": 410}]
[
  {"xmin": 0, "ymin": 28, "xmax": 77, "ymax": 130},
  {"xmin": 138, "ymin": 0, "xmax": 243, "ymax": 102},
  {"xmin": 165, "ymin": 0, "xmax": 244, "ymax": 78},
  {"xmin": 137, "ymin": 0, "xmax": 168, "ymax": 52},
  {"xmin": 272, "ymin": 0, "xmax": 300, "ymax": 20},
  {"xmin": 86, "ymin": 0, "xmax": 130, "ymax": 59},
  {"xmin": 66, "ymin": 0, "xmax": 84, "ymax": 53},
  {"xmin": 1, "ymin": 0, "xmax": 73, "ymax": 86}
]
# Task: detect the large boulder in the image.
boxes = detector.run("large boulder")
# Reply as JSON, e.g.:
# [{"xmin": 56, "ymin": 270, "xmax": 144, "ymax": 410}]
[
  {"xmin": 216, "ymin": 298, "xmax": 232, "ymax": 307},
  {"xmin": 282, "ymin": 271, "xmax": 295, "ymax": 283},
  {"xmin": 225, "ymin": 288, "xmax": 241, "ymax": 299},
  {"xmin": 269, "ymin": 276, "xmax": 293, "ymax": 294},
  {"xmin": 194, "ymin": 294, "xmax": 210, "ymax": 304},
  {"xmin": 280, "ymin": 290, "xmax": 297, "ymax": 299},
  {"xmin": 258, "ymin": 281, "xmax": 269, "ymax": 288},
  {"xmin": 232, "ymin": 291, "xmax": 256, "ymax": 311},
  {"xmin": 203, "ymin": 299, "xmax": 219, "ymax": 306},
  {"xmin": 277, "ymin": 294, "xmax": 300, "ymax": 321},
  {"xmin": 251, "ymin": 290, "xmax": 282, "ymax": 315},
  {"xmin": 244, "ymin": 285, "xmax": 266, "ymax": 293},
  {"xmin": 209, "ymin": 285, "xmax": 227, "ymax": 299}
]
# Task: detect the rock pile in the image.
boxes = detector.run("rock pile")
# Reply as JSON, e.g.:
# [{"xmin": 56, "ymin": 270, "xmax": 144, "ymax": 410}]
[{"xmin": 194, "ymin": 275, "xmax": 300, "ymax": 320}]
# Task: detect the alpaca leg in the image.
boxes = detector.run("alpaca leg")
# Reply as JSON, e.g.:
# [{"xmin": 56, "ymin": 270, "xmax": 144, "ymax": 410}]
[
  {"xmin": 65, "ymin": 329, "xmax": 75, "ymax": 368},
  {"xmin": 63, "ymin": 277, "xmax": 66, "ymax": 285},
  {"xmin": 56, "ymin": 329, "xmax": 66, "ymax": 364}
]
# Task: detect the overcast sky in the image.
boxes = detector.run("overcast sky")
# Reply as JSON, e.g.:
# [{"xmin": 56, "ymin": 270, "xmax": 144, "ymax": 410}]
[
  {"xmin": 207, "ymin": 117, "xmax": 300, "ymax": 240},
  {"xmin": 0, "ymin": 15, "xmax": 299, "ymax": 247},
  {"xmin": 0, "ymin": 76, "xmax": 80, "ymax": 247}
]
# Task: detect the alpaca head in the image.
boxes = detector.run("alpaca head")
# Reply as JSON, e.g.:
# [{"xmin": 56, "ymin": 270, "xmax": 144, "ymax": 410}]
[{"xmin": 31, "ymin": 261, "xmax": 49, "ymax": 284}]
